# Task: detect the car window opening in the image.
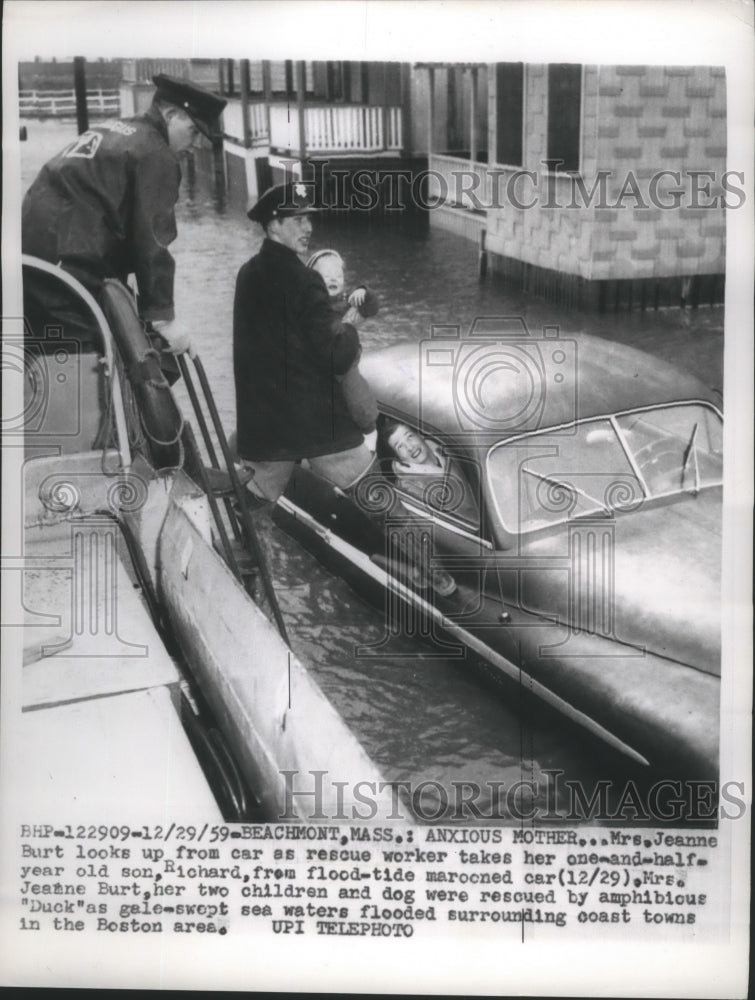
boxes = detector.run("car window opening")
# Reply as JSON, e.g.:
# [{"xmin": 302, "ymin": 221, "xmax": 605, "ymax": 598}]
[{"xmin": 377, "ymin": 415, "xmax": 481, "ymax": 531}]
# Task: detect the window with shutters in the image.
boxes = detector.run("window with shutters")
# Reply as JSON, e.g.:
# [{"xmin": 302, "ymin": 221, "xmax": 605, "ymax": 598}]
[
  {"xmin": 269, "ymin": 60, "xmax": 313, "ymax": 98},
  {"xmin": 269, "ymin": 61, "xmax": 289, "ymax": 96},
  {"xmin": 495, "ymin": 62, "xmax": 523, "ymax": 166},
  {"xmin": 249, "ymin": 61, "xmax": 264, "ymax": 95},
  {"xmin": 547, "ymin": 63, "xmax": 582, "ymax": 172},
  {"xmin": 327, "ymin": 61, "xmax": 345, "ymax": 101}
]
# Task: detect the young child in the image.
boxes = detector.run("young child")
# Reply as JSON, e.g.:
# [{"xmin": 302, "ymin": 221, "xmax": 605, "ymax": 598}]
[{"xmin": 307, "ymin": 249, "xmax": 379, "ymax": 448}]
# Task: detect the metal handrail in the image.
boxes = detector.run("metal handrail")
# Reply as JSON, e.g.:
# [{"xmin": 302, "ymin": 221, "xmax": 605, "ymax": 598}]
[{"xmin": 177, "ymin": 354, "xmax": 290, "ymax": 645}]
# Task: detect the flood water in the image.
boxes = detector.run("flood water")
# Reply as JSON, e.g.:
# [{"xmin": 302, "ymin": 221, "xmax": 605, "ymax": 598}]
[{"xmin": 19, "ymin": 120, "xmax": 724, "ymax": 824}]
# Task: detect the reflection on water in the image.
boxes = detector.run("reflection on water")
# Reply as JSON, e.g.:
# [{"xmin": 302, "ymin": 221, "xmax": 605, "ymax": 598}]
[{"xmin": 20, "ymin": 121, "xmax": 724, "ymax": 823}]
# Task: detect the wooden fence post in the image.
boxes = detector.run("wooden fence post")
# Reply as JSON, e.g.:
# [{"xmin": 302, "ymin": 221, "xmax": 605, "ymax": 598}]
[
  {"xmin": 240, "ymin": 59, "xmax": 252, "ymax": 149},
  {"xmin": 296, "ymin": 61, "xmax": 307, "ymax": 169},
  {"xmin": 74, "ymin": 56, "xmax": 88, "ymax": 134}
]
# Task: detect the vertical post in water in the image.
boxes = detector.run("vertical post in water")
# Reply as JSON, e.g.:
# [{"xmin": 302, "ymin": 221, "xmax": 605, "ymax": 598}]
[
  {"xmin": 423, "ymin": 65, "xmax": 435, "ymax": 214},
  {"xmin": 240, "ymin": 59, "xmax": 252, "ymax": 149},
  {"xmin": 478, "ymin": 228, "xmax": 488, "ymax": 279},
  {"xmin": 295, "ymin": 60, "xmax": 307, "ymax": 173},
  {"xmin": 212, "ymin": 129, "xmax": 227, "ymax": 205},
  {"xmin": 400, "ymin": 62, "xmax": 412, "ymax": 157},
  {"xmin": 469, "ymin": 66, "xmax": 477, "ymax": 179},
  {"xmin": 427, "ymin": 65, "xmax": 435, "ymax": 162},
  {"xmin": 211, "ymin": 70, "xmax": 227, "ymax": 204},
  {"xmin": 74, "ymin": 56, "xmax": 88, "ymax": 134}
]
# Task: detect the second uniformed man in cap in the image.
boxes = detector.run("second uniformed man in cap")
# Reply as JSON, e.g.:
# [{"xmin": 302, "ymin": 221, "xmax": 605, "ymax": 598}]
[
  {"xmin": 22, "ymin": 73, "xmax": 226, "ymax": 356},
  {"xmin": 233, "ymin": 182, "xmax": 375, "ymax": 500}
]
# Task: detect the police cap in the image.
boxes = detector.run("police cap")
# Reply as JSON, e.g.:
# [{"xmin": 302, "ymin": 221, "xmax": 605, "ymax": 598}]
[
  {"xmin": 152, "ymin": 74, "xmax": 227, "ymax": 137},
  {"xmin": 247, "ymin": 182, "xmax": 319, "ymax": 225}
]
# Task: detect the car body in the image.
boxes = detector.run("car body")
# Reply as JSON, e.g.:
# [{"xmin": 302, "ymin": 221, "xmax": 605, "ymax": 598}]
[{"xmin": 274, "ymin": 323, "xmax": 722, "ymax": 778}]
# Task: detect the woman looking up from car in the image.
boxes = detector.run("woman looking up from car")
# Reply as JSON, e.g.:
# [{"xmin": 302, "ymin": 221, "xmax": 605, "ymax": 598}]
[
  {"xmin": 382, "ymin": 419, "xmax": 480, "ymax": 529},
  {"xmin": 385, "ymin": 421, "xmax": 445, "ymax": 474}
]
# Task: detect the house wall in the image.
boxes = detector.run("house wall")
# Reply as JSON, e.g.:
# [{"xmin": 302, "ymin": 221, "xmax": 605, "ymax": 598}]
[
  {"xmin": 485, "ymin": 64, "xmax": 598, "ymax": 278},
  {"xmin": 590, "ymin": 65, "xmax": 726, "ymax": 281},
  {"xmin": 408, "ymin": 66, "xmax": 487, "ymax": 157},
  {"xmin": 410, "ymin": 67, "xmax": 447, "ymax": 155},
  {"xmin": 119, "ymin": 82, "xmax": 154, "ymax": 118},
  {"xmin": 483, "ymin": 64, "xmax": 727, "ymax": 290}
]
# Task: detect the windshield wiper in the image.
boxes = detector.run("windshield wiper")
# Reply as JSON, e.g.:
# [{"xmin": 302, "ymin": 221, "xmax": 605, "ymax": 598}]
[
  {"xmin": 681, "ymin": 422, "xmax": 700, "ymax": 496},
  {"xmin": 523, "ymin": 468, "xmax": 609, "ymax": 515}
]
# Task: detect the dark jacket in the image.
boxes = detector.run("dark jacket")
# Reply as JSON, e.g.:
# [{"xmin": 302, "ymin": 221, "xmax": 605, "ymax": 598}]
[
  {"xmin": 233, "ymin": 238, "xmax": 363, "ymax": 461},
  {"xmin": 21, "ymin": 106, "xmax": 180, "ymax": 322}
]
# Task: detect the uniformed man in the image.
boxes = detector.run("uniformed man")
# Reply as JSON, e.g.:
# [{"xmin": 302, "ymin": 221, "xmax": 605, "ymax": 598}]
[
  {"xmin": 22, "ymin": 73, "xmax": 227, "ymax": 357},
  {"xmin": 233, "ymin": 181, "xmax": 375, "ymax": 501}
]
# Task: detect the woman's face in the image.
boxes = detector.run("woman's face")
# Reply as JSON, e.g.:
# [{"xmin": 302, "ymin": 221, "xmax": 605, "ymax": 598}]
[
  {"xmin": 313, "ymin": 255, "xmax": 345, "ymax": 297},
  {"xmin": 388, "ymin": 425, "xmax": 434, "ymax": 466}
]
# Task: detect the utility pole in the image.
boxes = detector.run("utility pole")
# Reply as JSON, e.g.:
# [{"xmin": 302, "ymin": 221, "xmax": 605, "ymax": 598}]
[
  {"xmin": 73, "ymin": 56, "xmax": 89, "ymax": 134},
  {"xmin": 295, "ymin": 60, "xmax": 307, "ymax": 174}
]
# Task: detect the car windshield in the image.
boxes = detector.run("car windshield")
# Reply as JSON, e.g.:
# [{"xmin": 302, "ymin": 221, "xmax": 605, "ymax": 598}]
[{"xmin": 487, "ymin": 402, "xmax": 723, "ymax": 534}]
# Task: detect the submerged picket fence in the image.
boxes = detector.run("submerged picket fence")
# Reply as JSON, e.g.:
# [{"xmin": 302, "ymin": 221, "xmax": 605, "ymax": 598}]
[{"xmin": 19, "ymin": 89, "xmax": 121, "ymax": 117}]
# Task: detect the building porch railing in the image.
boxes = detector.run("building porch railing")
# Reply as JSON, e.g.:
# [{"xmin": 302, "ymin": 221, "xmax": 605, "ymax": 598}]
[
  {"xmin": 269, "ymin": 103, "xmax": 402, "ymax": 156},
  {"xmin": 222, "ymin": 98, "xmax": 269, "ymax": 145}
]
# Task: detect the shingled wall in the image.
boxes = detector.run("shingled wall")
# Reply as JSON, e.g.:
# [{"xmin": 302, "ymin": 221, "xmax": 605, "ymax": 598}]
[{"xmin": 481, "ymin": 64, "xmax": 727, "ymax": 308}]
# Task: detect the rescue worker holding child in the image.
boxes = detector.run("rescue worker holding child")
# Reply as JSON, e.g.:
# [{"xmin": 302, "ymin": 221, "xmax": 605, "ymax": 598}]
[
  {"xmin": 235, "ymin": 183, "xmax": 456, "ymax": 597},
  {"xmin": 233, "ymin": 182, "xmax": 375, "ymax": 501}
]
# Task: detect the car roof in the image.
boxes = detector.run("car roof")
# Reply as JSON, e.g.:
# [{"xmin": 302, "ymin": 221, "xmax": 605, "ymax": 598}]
[{"xmin": 360, "ymin": 330, "xmax": 719, "ymax": 446}]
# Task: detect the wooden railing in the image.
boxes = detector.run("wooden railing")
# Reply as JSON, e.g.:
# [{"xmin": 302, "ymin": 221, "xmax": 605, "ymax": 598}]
[
  {"xmin": 20, "ymin": 89, "xmax": 120, "ymax": 117},
  {"xmin": 222, "ymin": 98, "xmax": 269, "ymax": 145},
  {"xmin": 269, "ymin": 103, "xmax": 402, "ymax": 155},
  {"xmin": 121, "ymin": 58, "xmax": 192, "ymax": 83}
]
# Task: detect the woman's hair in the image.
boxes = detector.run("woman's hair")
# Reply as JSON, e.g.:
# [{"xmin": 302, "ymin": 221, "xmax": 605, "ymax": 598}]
[
  {"xmin": 376, "ymin": 416, "xmax": 406, "ymax": 466},
  {"xmin": 380, "ymin": 417, "xmax": 403, "ymax": 444},
  {"xmin": 305, "ymin": 248, "xmax": 344, "ymax": 270}
]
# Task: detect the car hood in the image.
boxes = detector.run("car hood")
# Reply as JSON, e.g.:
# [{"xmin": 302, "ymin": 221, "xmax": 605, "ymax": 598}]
[{"xmin": 518, "ymin": 487, "xmax": 722, "ymax": 677}]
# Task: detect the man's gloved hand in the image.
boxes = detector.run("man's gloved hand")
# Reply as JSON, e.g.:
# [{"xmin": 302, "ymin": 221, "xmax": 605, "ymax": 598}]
[
  {"xmin": 363, "ymin": 429, "xmax": 378, "ymax": 453},
  {"xmin": 342, "ymin": 304, "xmax": 364, "ymax": 328},
  {"xmin": 151, "ymin": 320, "xmax": 195, "ymax": 357}
]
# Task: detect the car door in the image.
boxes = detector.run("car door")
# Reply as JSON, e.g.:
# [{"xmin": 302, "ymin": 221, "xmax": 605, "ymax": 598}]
[{"xmin": 379, "ymin": 427, "xmax": 500, "ymax": 613}]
